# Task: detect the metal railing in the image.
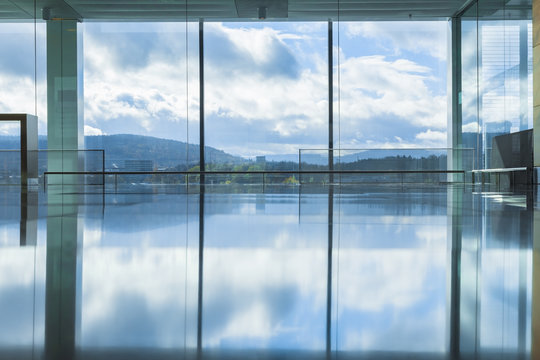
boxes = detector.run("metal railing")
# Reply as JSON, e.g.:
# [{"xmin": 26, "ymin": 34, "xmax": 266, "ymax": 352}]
[
  {"xmin": 0, "ymin": 147, "xmax": 472, "ymax": 189},
  {"xmin": 471, "ymin": 167, "xmax": 533, "ymax": 189},
  {"xmin": 43, "ymin": 169, "xmax": 466, "ymax": 192},
  {"xmin": 0, "ymin": 149, "xmax": 105, "ymax": 185}
]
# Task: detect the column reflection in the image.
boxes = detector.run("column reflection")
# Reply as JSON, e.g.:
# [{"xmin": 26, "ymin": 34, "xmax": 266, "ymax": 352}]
[{"xmin": 45, "ymin": 192, "xmax": 83, "ymax": 360}]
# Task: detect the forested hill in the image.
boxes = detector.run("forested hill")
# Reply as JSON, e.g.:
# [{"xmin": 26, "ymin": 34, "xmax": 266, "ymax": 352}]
[
  {"xmin": 0, "ymin": 134, "xmax": 245, "ymax": 168},
  {"xmin": 85, "ymin": 134, "xmax": 244, "ymax": 167}
]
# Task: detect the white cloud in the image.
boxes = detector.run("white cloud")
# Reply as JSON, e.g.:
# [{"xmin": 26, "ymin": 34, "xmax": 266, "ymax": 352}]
[
  {"xmin": 462, "ymin": 122, "xmax": 480, "ymax": 133},
  {"xmin": 84, "ymin": 125, "xmax": 105, "ymax": 136},
  {"xmin": 0, "ymin": 73, "xmax": 47, "ymax": 134},
  {"xmin": 213, "ymin": 24, "xmax": 287, "ymax": 64},
  {"xmin": 414, "ymin": 129, "xmax": 447, "ymax": 146},
  {"xmin": 334, "ymin": 54, "xmax": 447, "ymax": 149},
  {"xmin": 83, "ymin": 27, "xmax": 199, "ymax": 140},
  {"xmin": 0, "ymin": 122, "xmax": 19, "ymax": 136},
  {"xmin": 345, "ymin": 21, "xmax": 447, "ymax": 60},
  {"xmin": 337, "ymin": 55, "xmax": 446, "ymax": 127},
  {"xmin": 81, "ymin": 22, "xmax": 448, "ymax": 156}
]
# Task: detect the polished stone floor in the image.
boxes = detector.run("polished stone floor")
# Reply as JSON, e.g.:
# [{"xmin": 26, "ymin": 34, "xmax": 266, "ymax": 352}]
[{"xmin": 0, "ymin": 184, "xmax": 538, "ymax": 359}]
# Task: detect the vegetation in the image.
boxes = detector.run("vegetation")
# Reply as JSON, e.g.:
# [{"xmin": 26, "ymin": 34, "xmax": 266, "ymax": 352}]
[{"xmin": 0, "ymin": 135, "xmax": 452, "ymax": 185}]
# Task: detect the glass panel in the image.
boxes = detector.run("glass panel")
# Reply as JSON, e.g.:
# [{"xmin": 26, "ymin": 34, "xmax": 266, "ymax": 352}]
[
  {"xmin": 334, "ymin": 21, "xmax": 448, "ymax": 152},
  {"xmin": 463, "ymin": 0, "xmax": 533, "ymax": 169},
  {"xmin": 204, "ymin": 22, "xmax": 327, "ymax": 183},
  {"xmin": 83, "ymin": 21, "xmax": 199, "ymax": 182},
  {"xmin": 0, "ymin": 5, "xmax": 47, "ymax": 356},
  {"xmin": 0, "ymin": 21, "xmax": 46, "ymax": 124},
  {"xmin": 0, "ymin": 19, "xmax": 46, "ymax": 161},
  {"xmin": 462, "ymin": 2, "xmax": 481, "ymax": 169}
]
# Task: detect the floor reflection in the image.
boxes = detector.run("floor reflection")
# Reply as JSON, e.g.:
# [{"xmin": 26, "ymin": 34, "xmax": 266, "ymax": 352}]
[{"xmin": 0, "ymin": 185, "xmax": 537, "ymax": 359}]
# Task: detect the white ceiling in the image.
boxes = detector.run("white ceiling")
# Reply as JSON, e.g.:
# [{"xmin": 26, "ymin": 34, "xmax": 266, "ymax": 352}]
[{"xmin": 0, "ymin": 0, "xmax": 530, "ymax": 21}]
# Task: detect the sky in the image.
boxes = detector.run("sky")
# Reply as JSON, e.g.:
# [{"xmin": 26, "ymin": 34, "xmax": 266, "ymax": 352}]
[
  {"xmin": 0, "ymin": 20, "xmax": 533, "ymax": 159},
  {"xmin": 0, "ymin": 20, "xmax": 449, "ymax": 158}
]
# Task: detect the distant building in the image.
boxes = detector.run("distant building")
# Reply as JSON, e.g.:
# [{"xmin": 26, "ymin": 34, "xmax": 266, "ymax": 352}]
[
  {"xmin": 256, "ymin": 156, "xmax": 266, "ymax": 164},
  {"xmin": 124, "ymin": 160, "xmax": 153, "ymax": 172}
]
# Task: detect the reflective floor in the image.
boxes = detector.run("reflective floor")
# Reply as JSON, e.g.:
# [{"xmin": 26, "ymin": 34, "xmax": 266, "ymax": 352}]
[{"xmin": 0, "ymin": 184, "xmax": 538, "ymax": 360}]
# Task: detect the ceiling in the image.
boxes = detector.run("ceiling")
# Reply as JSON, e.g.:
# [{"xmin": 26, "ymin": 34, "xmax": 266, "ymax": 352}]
[{"xmin": 0, "ymin": 0, "xmax": 531, "ymax": 21}]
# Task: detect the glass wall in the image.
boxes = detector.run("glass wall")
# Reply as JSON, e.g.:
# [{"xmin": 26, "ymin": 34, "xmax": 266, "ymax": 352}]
[
  {"xmin": 83, "ymin": 21, "xmax": 199, "ymax": 183},
  {"xmin": 204, "ymin": 22, "xmax": 327, "ymax": 183},
  {"xmin": 461, "ymin": 4, "xmax": 481, "ymax": 169},
  {"xmin": 0, "ymin": 1, "xmax": 534, "ymax": 184},
  {"xmin": 461, "ymin": 0, "xmax": 532, "ymax": 169},
  {"xmin": 0, "ymin": 7, "xmax": 47, "ymax": 357},
  {"xmin": 330, "ymin": 21, "xmax": 451, "ymax": 180},
  {"xmin": 334, "ymin": 21, "xmax": 448, "ymax": 150},
  {"xmin": 0, "ymin": 21, "xmax": 46, "ymax": 137},
  {"xmin": 0, "ymin": 19, "xmax": 46, "ymax": 184}
]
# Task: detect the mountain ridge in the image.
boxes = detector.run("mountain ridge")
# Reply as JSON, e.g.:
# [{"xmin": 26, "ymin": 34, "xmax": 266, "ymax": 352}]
[{"xmin": 0, "ymin": 134, "xmax": 245, "ymax": 169}]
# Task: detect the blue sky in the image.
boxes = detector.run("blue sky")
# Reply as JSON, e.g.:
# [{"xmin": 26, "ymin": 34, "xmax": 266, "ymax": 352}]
[{"xmin": 0, "ymin": 21, "xmax": 448, "ymax": 157}]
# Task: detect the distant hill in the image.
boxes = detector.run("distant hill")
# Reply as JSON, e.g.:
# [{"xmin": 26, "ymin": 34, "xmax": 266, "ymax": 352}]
[
  {"xmin": 0, "ymin": 134, "xmax": 245, "ymax": 170},
  {"xmin": 85, "ymin": 134, "xmax": 244, "ymax": 169},
  {"xmin": 0, "ymin": 135, "xmax": 47, "ymax": 150},
  {"xmin": 0, "ymin": 134, "xmax": 453, "ymax": 172},
  {"xmin": 267, "ymin": 149, "xmax": 450, "ymax": 166}
]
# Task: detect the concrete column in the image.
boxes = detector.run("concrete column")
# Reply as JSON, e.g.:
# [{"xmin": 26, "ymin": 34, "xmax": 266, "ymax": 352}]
[
  {"xmin": 46, "ymin": 20, "xmax": 83, "ymax": 186},
  {"xmin": 533, "ymin": 0, "xmax": 540, "ymax": 166}
]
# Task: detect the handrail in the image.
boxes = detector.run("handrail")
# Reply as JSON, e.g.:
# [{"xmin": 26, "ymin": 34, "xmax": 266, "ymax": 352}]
[
  {"xmin": 298, "ymin": 147, "xmax": 475, "ymax": 151},
  {"xmin": 0, "ymin": 149, "xmax": 106, "ymax": 186},
  {"xmin": 43, "ymin": 169, "xmax": 466, "ymax": 191},
  {"xmin": 471, "ymin": 167, "xmax": 533, "ymax": 188},
  {"xmin": 43, "ymin": 170, "xmax": 466, "ymax": 187},
  {"xmin": 0, "ymin": 149, "xmax": 104, "ymax": 152},
  {"xmin": 471, "ymin": 167, "xmax": 528, "ymax": 173},
  {"xmin": 44, "ymin": 170, "xmax": 465, "ymax": 175}
]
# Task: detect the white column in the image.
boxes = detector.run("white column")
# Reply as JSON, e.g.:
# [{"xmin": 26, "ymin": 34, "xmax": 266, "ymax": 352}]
[{"xmin": 46, "ymin": 19, "xmax": 84, "ymax": 186}]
